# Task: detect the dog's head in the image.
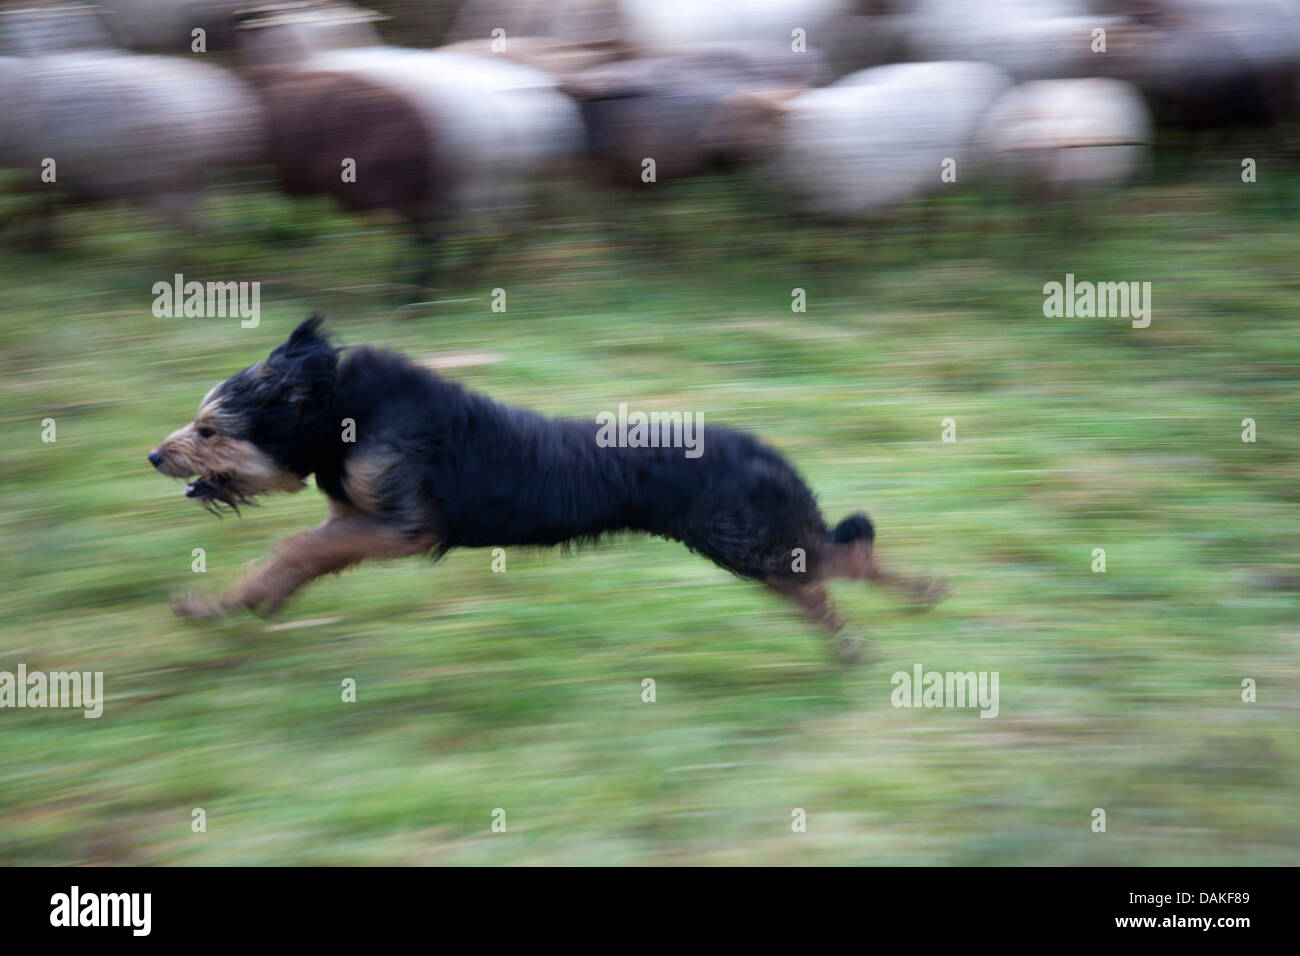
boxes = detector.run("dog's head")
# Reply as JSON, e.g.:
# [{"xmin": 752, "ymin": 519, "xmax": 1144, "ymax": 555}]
[{"xmin": 149, "ymin": 315, "xmax": 339, "ymax": 513}]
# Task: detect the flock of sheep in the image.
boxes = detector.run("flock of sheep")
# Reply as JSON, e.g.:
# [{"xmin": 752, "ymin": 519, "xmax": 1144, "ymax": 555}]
[{"xmin": 2, "ymin": 0, "xmax": 1298, "ymax": 277}]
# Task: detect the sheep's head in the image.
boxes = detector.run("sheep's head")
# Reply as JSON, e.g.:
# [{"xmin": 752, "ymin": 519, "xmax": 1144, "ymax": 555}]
[{"xmin": 702, "ymin": 87, "xmax": 802, "ymax": 165}]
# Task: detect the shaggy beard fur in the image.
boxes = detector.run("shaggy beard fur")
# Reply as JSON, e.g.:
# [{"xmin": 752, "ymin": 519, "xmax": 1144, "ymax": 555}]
[
  {"xmin": 151, "ymin": 316, "xmax": 945, "ymax": 659},
  {"xmin": 187, "ymin": 475, "xmax": 257, "ymax": 516}
]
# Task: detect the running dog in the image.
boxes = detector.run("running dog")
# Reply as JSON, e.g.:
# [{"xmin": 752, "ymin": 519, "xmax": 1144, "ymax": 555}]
[{"xmin": 150, "ymin": 316, "xmax": 945, "ymax": 659}]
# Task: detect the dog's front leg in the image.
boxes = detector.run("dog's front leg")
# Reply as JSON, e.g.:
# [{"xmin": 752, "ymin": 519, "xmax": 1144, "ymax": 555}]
[
  {"xmin": 764, "ymin": 579, "xmax": 867, "ymax": 665},
  {"xmin": 862, "ymin": 553, "xmax": 951, "ymax": 607},
  {"xmin": 173, "ymin": 513, "xmax": 433, "ymax": 619}
]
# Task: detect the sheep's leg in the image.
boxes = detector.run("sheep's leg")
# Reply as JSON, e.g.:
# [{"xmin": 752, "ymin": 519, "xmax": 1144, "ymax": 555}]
[
  {"xmin": 29, "ymin": 198, "xmax": 60, "ymax": 250},
  {"xmin": 5, "ymin": 193, "xmax": 62, "ymax": 249},
  {"xmin": 914, "ymin": 195, "xmax": 943, "ymax": 249},
  {"xmin": 150, "ymin": 192, "xmax": 198, "ymax": 235},
  {"xmin": 410, "ymin": 220, "xmax": 440, "ymax": 290}
]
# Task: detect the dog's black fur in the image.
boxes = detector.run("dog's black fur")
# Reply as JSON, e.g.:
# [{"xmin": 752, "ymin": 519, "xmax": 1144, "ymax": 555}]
[{"xmin": 154, "ymin": 316, "xmax": 942, "ymax": 653}]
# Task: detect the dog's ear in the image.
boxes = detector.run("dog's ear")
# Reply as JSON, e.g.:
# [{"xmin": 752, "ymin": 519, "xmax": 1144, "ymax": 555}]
[
  {"xmin": 290, "ymin": 312, "xmax": 326, "ymax": 346},
  {"xmin": 269, "ymin": 313, "xmax": 329, "ymax": 364},
  {"xmin": 263, "ymin": 313, "xmax": 338, "ymax": 412}
]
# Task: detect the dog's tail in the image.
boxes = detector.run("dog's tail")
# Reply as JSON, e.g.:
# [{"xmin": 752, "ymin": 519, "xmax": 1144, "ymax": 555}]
[{"xmin": 830, "ymin": 512, "xmax": 874, "ymax": 545}]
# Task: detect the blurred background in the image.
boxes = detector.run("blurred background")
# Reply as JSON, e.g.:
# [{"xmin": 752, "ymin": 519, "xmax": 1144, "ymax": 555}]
[{"xmin": 1, "ymin": 0, "xmax": 1298, "ymax": 865}]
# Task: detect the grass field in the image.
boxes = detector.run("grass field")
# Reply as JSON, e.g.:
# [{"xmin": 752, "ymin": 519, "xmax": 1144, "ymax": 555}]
[{"xmin": 1, "ymin": 169, "xmax": 1298, "ymax": 865}]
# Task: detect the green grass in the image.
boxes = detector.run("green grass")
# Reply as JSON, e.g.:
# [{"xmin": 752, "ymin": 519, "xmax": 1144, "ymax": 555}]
[{"xmin": 1, "ymin": 170, "xmax": 1298, "ymax": 865}]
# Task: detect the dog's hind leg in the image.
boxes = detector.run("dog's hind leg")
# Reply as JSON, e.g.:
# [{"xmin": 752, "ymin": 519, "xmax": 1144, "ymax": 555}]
[
  {"xmin": 173, "ymin": 510, "xmax": 434, "ymax": 619},
  {"xmin": 764, "ymin": 579, "xmax": 864, "ymax": 664}
]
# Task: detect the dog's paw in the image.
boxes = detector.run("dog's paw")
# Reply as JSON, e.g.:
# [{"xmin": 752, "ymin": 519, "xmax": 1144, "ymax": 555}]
[
  {"xmin": 171, "ymin": 591, "xmax": 233, "ymax": 620},
  {"xmin": 907, "ymin": 578, "xmax": 952, "ymax": 610},
  {"xmin": 834, "ymin": 634, "xmax": 868, "ymax": 666}
]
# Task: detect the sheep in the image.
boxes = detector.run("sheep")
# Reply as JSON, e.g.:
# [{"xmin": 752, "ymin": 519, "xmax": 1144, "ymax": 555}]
[
  {"xmin": 446, "ymin": 0, "xmax": 630, "ymax": 50},
  {"xmin": 562, "ymin": 43, "xmax": 829, "ymax": 182},
  {"xmin": 901, "ymin": 0, "xmax": 1132, "ymax": 81},
  {"xmin": 619, "ymin": 0, "xmax": 853, "ymax": 47},
  {"xmin": 238, "ymin": 2, "xmax": 385, "ymax": 68},
  {"xmin": 0, "ymin": 48, "xmax": 265, "ymax": 232},
  {"xmin": 978, "ymin": 78, "xmax": 1152, "ymax": 195},
  {"xmin": 449, "ymin": 0, "xmax": 905, "ymax": 77},
  {"xmin": 618, "ymin": 0, "xmax": 904, "ymax": 75},
  {"xmin": 438, "ymin": 36, "xmax": 631, "ymax": 77},
  {"xmin": 708, "ymin": 61, "xmax": 1014, "ymax": 220},
  {"xmin": 1093, "ymin": 0, "xmax": 1300, "ymax": 134},
  {"xmin": 308, "ymin": 46, "xmax": 584, "ymax": 220},
  {"xmin": 243, "ymin": 10, "xmax": 585, "ymax": 282},
  {"xmin": 241, "ymin": 8, "xmax": 430, "ymax": 234},
  {"xmin": 252, "ymin": 67, "xmax": 438, "ymax": 224},
  {"xmin": 0, "ymin": 4, "xmax": 116, "ymax": 55},
  {"xmin": 94, "ymin": 0, "xmax": 249, "ymax": 52}
]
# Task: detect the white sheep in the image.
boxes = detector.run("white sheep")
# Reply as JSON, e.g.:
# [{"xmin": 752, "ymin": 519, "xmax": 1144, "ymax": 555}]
[
  {"xmin": 447, "ymin": 0, "xmax": 629, "ymax": 50},
  {"xmin": 238, "ymin": 3, "xmax": 385, "ymax": 67},
  {"xmin": 449, "ymin": 0, "xmax": 903, "ymax": 77},
  {"xmin": 304, "ymin": 46, "xmax": 585, "ymax": 222},
  {"xmin": 0, "ymin": 5, "xmax": 115, "ymax": 55},
  {"xmin": 621, "ymin": 0, "xmax": 904, "ymax": 76},
  {"xmin": 0, "ymin": 50, "xmax": 265, "ymax": 227},
  {"xmin": 719, "ymin": 61, "xmax": 1014, "ymax": 219},
  {"xmin": 902, "ymin": 0, "xmax": 1126, "ymax": 81},
  {"xmin": 978, "ymin": 78, "xmax": 1152, "ymax": 194}
]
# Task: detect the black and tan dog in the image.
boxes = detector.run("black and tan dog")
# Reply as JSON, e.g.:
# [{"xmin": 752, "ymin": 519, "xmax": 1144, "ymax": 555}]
[{"xmin": 150, "ymin": 316, "xmax": 945, "ymax": 659}]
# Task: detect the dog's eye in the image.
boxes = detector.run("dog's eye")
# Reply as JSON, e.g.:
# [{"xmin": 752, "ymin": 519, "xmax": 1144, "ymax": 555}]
[{"xmin": 198, "ymin": 426, "xmax": 216, "ymax": 439}]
